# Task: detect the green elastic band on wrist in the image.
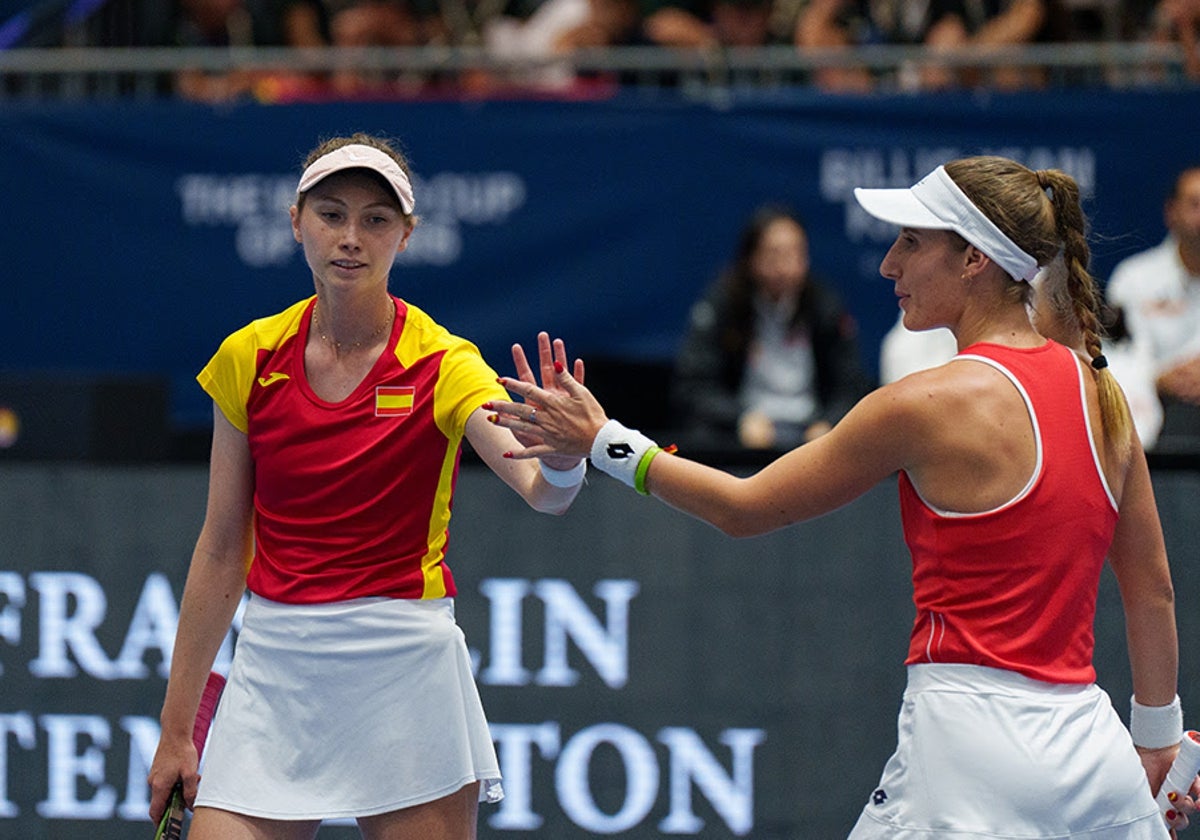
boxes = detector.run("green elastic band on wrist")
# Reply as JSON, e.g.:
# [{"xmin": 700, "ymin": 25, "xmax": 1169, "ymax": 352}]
[{"xmin": 634, "ymin": 446, "xmax": 662, "ymax": 496}]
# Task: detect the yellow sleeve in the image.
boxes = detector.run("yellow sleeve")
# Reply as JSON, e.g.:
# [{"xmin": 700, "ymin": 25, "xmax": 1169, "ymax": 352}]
[
  {"xmin": 196, "ymin": 325, "xmax": 257, "ymax": 433},
  {"xmin": 196, "ymin": 298, "xmax": 312, "ymax": 433},
  {"xmin": 395, "ymin": 303, "xmax": 508, "ymax": 437}
]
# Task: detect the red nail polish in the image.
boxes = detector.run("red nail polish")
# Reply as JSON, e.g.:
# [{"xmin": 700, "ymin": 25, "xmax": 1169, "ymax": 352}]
[
  {"xmin": 487, "ymin": 414, "xmax": 498, "ymax": 424},
  {"xmin": 1166, "ymin": 809, "xmax": 1178, "ymax": 821},
  {"xmin": 503, "ymin": 451, "xmax": 513, "ymax": 459},
  {"xmin": 554, "ymin": 361, "xmax": 564, "ymax": 374},
  {"xmin": 1168, "ymin": 791, "xmax": 1179, "ymax": 803},
  {"xmin": 482, "ymin": 401, "xmax": 494, "ymax": 410}
]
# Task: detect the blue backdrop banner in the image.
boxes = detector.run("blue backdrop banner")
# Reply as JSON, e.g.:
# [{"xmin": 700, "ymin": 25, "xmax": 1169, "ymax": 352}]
[{"xmin": 0, "ymin": 89, "xmax": 1196, "ymax": 430}]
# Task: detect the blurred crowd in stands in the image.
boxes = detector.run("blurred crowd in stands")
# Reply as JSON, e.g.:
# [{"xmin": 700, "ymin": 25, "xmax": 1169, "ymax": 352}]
[
  {"xmin": 0, "ymin": 0, "xmax": 1195, "ymax": 100},
  {"xmin": 2, "ymin": 3, "xmax": 1196, "ymax": 459}
]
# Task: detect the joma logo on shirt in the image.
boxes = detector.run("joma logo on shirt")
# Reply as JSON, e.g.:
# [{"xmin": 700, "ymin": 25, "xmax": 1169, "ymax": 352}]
[
  {"xmin": 376, "ymin": 386, "xmax": 415, "ymax": 417},
  {"xmin": 257, "ymin": 372, "xmax": 290, "ymax": 387}
]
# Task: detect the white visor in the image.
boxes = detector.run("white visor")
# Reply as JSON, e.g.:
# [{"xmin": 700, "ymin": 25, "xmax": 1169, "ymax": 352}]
[
  {"xmin": 297, "ymin": 144, "xmax": 415, "ymax": 214},
  {"xmin": 854, "ymin": 166, "xmax": 1039, "ymax": 282}
]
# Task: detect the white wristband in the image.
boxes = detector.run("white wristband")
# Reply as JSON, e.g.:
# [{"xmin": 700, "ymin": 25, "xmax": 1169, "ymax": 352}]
[
  {"xmin": 589, "ymin": 419, "xmax": 657, "ymax": 489},
  {"xmin": 539, "ymin": 459, "xmax": 587, "ymax": 488},
  {"xmin": 1130, "ymin": 694, "xmax": 1183, "ymax": 749}
]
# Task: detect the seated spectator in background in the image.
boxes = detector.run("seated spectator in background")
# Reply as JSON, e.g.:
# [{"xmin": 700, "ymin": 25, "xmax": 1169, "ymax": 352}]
[
  {"xmin": 672, "ymin": 205, "xmax": 873, "ymax": 451},
  {"xmin": 427, "ymin": 0, "xmax": 558, "ymax": 48},
  {"xmin": 552, "ymin": 0, "xmax": 645, "ymax": 50},
  {"xmin": 278, "ymin": 0, "xmax": 422, "ymax": 46},
  {"xmin": 921, "ymin": 0, "xmax": 1065, "ymax": 88},
  {"xmin": 640, "ymin": 0, "xmax": 789, "ymax": 48},
  {"xmin": 280, "ymin": 0, "xmax": 571, "ymax": 93},
  {"xmin": 537, "ymin": 0, "xmax": 649, "ymax": 88},
  {"xmin": 1106, "ymin": 165, "xmax": 1200, "ymax": 450},
  {"xmin": 481, "ymin": 0, "xmax": 591, "ymax": 89},
  {"xmin": 794, "ymin": 0, "xmax": 1065, "ymax": 91},
  {"xmin": 274, "ymin": 0, "xmax": 424, "ymax": 96},
  {"xmin": 792, "ymin": 0, "xmax": 896, "ymax": 91},
  {"xmin": 1150, "ymin": 0, "xmax": 1200, "ymax": 77},
  {"xmin": 550, "ymin": 0, "xmax": 790, "ymax": 96},
  {"xmin": 878, "ymin": 312, "xmax": 957, "ymax": 383},
  {"xmin": 168, "ymin": 0, "xmax": 281, "ymax": 101}
]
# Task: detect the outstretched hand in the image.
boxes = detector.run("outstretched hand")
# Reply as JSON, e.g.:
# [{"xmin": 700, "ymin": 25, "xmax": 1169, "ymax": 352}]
[{"xmin": 490, "ymin": 333, "xmax": 609, "ymax": 461}]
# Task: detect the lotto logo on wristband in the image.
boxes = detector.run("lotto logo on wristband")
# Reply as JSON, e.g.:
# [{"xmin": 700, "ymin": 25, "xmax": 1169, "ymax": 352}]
[{"xmin": 607, "ymin": 442, "xmax": 636, "ymax": 459}]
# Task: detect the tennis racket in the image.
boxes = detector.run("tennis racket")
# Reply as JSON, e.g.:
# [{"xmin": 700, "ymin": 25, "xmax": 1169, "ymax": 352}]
[
  {"xmin": 154, "ymin": 671, "xmax": 227, "ymax": 840},
  {"xmin": 1158, "ymin": 730, "xmax": 1200, "ymax": 823}
]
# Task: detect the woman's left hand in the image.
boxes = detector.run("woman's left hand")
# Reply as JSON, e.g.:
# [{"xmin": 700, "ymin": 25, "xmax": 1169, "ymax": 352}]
[
  {"xmin": 505, "ymin": 332, "xmax": 587, "ymax": 471},
  {"xmin": 489, "ymin": 333, "xmax": 608, "ymax": 461}
]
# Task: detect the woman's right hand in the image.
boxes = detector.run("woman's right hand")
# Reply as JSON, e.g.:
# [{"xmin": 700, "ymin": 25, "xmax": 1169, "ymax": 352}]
[{"xmin": 146, "ymin": 730, "xmax": 199, "ymax": 823}]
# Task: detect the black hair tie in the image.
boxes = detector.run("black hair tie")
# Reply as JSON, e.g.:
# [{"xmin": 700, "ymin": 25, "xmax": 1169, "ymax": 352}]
[{"xmin": 1091, "ymin": 354, "xmax": 1108, "ymax": 370}]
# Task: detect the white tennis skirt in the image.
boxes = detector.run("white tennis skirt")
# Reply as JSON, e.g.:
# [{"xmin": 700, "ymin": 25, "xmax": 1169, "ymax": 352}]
[
  {"xmin": 195, "ymin": 594, "xmax": 502, "ymax": 821},
  {"xmin": 848, "ymin": 664, "xmax": 1169, "ymax": 839}
]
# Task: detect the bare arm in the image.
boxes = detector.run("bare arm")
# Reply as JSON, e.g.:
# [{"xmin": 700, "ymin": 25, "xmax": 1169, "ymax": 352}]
[
  {"xmin": 466, "ymin": 409, "xmax": 583, "ymax": 514},
  {"xmin": 794, "ymin": 0, "xmax": 852, "ymax": 47},
  {"xmin": 972, "ymin": 0, "xmax": 1046, "ymax": 44},
  {"xmin": 1110, "ymin": 443, "xmax": 1178, "ymax": 708},
  {"xmin": 1156, "ymin": 355, "xmax": 1200, "ymax": 405},
  {"xmin": 148, "ymin": 407, "xmax": 254, "ymax": 821},
  {"xmin": 637, "ymin": 383, "xmax": 913, "ymax": 535},
  {"xmin": 643, "ymin": 7, "xmax": 717, "ymax": 47},
  {"xmin": 466, "ymin": 333, "xmax": 587, "ymax": 515},
  {"xmin": 1107, "ymin": 440, "xmax": 1182, "ymax": 794},
  {"xmin": 492, "ymin": 359, "xmax": 918, "ymax": 536}
]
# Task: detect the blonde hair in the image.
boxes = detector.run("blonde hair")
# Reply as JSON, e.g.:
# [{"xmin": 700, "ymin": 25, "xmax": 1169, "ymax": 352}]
[{"xmin": 945, "ymin": 156, "xmax": 1133, "ymax": 452}]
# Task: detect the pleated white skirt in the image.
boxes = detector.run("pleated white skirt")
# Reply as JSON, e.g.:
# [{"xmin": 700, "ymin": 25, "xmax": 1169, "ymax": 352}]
[{"xmin": 195, "ymin": 594, "xmax": 502, "ymax": 821}]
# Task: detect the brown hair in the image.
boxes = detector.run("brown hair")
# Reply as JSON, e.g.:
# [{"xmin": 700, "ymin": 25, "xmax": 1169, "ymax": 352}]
[
  {"xmin": 296, "ymin": 132, "xmax": 416, "ymax": 220},
  {"xmin": 945, "ymin": 155, "xmax": 1133, "ymax": 452},
  {"xmin": 717, "ymin": 204, "xmax": 812, "ymax": 356}
]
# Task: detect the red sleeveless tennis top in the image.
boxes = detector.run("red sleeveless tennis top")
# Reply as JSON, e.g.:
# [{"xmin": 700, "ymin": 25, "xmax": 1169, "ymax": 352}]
[{"xmin": 900, "ymin": 341, "xmax": 1118, "ymax": 684}]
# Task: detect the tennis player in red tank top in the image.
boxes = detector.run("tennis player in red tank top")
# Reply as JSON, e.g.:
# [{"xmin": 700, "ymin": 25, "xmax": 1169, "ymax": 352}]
[{"xmin": 491, "ymin": 156, "xmax": 1198, "ymax": 838}]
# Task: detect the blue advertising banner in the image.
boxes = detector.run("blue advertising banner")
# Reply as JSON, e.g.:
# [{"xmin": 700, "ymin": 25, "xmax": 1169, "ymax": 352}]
[{"xmin": 0, "ymin": 89, "xmax": 1196, "ymax": 433}]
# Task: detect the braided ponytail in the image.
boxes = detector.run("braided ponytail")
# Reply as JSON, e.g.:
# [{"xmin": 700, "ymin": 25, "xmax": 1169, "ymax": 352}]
[
  {"xmin": 1037, "ymin": 169, "xmax": 1133, "ymax": 453},
  {"xmin": 945, "ymin": 157, "xmax": 1134, "ymax": 453}
]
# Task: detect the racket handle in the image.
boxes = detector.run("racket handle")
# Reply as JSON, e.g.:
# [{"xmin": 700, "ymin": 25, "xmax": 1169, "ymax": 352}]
[
  {"xmin": 193, "ymin": 672, "xmax": 226, "ymax": 756},
  {"xmin": 1157, "ymin": 730, "xmax": 1200, "ymax": 820},
  {"xmin": 154, "ymin": 785, "xmax": 185, "ymax": 840}
]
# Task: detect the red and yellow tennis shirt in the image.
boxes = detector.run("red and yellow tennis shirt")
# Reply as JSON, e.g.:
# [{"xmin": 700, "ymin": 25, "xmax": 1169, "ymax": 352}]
[{"xmin": 198, "ymin": 295, "xmax": 507, "ymax": 604}]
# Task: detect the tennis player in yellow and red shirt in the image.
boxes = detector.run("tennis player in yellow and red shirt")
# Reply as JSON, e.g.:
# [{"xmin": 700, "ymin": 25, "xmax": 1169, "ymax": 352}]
[{"xmin": 148, "ymin": 132, "xmax": 587, "ymax": 840}]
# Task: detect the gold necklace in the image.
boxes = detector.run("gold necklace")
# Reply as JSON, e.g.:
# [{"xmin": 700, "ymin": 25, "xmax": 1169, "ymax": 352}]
[{"xmin": 312, "ymin": 301, "xmax": 394, "ymax": 353}]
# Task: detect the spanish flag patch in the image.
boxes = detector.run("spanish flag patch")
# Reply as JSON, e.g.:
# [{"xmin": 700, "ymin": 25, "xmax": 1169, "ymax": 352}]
[{"xmin": 375, "ymin": 386, "xmax": 415, "ymax": 417}]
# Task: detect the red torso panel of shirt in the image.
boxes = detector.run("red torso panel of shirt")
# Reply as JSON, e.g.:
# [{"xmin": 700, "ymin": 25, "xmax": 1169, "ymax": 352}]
[
  {"xmin": 198, "ymin": 296, "xmax": 506, "ymax": 604},
  {"xmin": 900, "ymin": 341, "xmax": 1119, "ymax": 684}
]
